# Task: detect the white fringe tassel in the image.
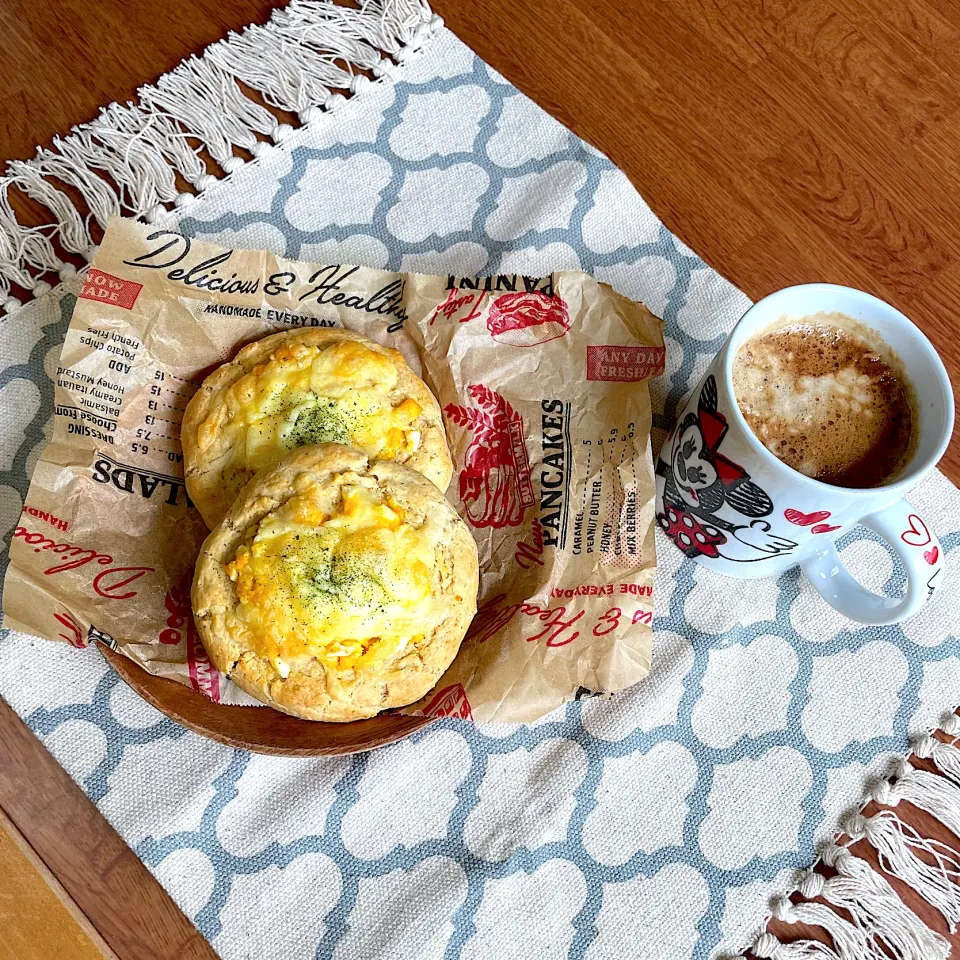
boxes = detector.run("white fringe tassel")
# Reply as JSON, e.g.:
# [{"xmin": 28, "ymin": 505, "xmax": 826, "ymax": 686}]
[
  {"xmin": 748, "ymin": 718, "xmax": 960, "ymax": 960},
  {"xmin": 759, "ymin": 888, "xmax": 893, "ymax": 959},
  {"xmin": 753, "ymin": 844, "xmax": 950, "ymax": 959},
  {"xmin": 915, "ymin": 730, "xmax": 960, "ymax": 788},
  {"xmin": 845, "ymin": 810, "xmax": 960, "ymax": 932},
  {"xmin": 884, "ymin": 759, "xmax": 960, "ymax": 844},
  {"xmin": 0, "ymin": 0, "xmax": 441, "ymax": 310}
]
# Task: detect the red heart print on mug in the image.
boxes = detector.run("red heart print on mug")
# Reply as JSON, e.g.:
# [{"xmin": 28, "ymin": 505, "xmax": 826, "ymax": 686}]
[
  {"xmin": 924, "ymin": 546, "xmax": 940, "ymax": 566},
  {"xmin": 784, "ymin": 508, "xmax": 831, "ymax": 526},
  {"xmin": 901, "ymin": 514, "xmax": 932, "ymax": 548},
  {"xmin": 810, "ymin": 523, "xmax": 841, "ymax": 535}
]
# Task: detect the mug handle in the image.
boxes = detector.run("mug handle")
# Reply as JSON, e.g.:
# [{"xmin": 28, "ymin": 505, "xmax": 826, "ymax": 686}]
[{"xmin": 799, "ymin": 498, "xmax": 944, "ymax": 625}]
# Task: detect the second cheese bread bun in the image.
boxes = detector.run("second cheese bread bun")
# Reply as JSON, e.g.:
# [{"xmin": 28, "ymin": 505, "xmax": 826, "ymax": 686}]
[
  {"xmin": 182, "ymin": 328, "xmax": 452, "ymax": 528},
  {"xmin": 191, "ymin": 444, "xmax": 478, "ymax": 722}
]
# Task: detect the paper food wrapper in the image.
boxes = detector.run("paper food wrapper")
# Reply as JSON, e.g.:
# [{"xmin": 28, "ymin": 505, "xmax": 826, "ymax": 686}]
[{"xmin": 3, "ymin": 218, "xmax": 664, "ymax": 723}]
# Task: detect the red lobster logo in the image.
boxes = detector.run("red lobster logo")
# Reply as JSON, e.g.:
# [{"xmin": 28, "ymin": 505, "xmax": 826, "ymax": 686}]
[
  {"xmin": 487, "ymin": 291, "xmax": 570, "ymax": 347},
  {"xmin": 445, "ymin": 385, "xmax": 535, "ymax": 529},
  {"xmin": 423, "ymin": 683, "xmax": 473, "ymax": 720}
]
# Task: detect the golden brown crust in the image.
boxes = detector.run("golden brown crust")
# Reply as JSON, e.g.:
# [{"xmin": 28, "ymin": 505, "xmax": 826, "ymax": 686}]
[
  {"xmin": 191, "ymin": 443, "xmax": 478, "ymax": 722},
  {"xmin": 182, "ymin": 327, "xmax": 452, "ymax": 528}
]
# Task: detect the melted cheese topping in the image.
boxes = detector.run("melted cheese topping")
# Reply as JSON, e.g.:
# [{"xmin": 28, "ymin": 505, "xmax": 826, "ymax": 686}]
[
  {"xmin": 203, "ymin": 341, "xmax": 423, "ymax": 474},
  {"xmin": 226, "ymin": 476, "xmax": 439, "ymax": 672}
]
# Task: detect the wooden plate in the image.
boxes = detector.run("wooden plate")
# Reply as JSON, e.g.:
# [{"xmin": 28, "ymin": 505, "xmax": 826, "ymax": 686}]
[{"xmin": 102, "ymin": 646, "xmax": 434, "ymax": 756}]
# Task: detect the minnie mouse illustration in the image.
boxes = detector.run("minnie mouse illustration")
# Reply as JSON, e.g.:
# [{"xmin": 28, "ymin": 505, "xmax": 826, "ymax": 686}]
[{"xmin": 656, "ymin": 375, "xmax": 797, "ymax": 562}]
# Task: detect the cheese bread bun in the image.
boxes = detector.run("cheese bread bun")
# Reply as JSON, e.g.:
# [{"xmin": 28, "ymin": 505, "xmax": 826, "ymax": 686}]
[
  {"xmin": 192, "ymin": 444, "xmax": 478, "ymax": 722},
  {"xmin": 182, "ymin": 328, "xmax": 452, "ymax": 527}
]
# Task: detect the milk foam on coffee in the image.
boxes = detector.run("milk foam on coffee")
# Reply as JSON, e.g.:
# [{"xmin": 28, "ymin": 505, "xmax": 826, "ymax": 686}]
[{"xmin": 733, "ymin": 312, "xmax": 915, "ymax": 488}]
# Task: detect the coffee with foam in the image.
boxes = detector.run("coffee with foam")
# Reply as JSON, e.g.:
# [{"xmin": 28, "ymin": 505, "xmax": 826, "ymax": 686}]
[{"xmin": 732, "ymin": 312, "xmax": 915, "ymax": 488}]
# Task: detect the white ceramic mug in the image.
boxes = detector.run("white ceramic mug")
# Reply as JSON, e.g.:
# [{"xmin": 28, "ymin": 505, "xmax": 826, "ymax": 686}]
[{"xmin": 655, "ymin": 284, "xmax": 954, "ymax": 624}]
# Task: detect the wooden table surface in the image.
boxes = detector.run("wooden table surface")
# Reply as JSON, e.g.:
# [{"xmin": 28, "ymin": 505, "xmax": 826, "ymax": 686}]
[{"xmin": 1, "ymin": 0, "xmax": 959, "ymax": 957}]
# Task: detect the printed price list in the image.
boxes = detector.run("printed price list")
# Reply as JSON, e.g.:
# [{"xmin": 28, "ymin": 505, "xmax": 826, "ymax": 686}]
[
  {"xmin": 129, "ymin": 369, "xmax": 198, "ymax": 466},
  {"xmin": 55, "ymin": 324, "xmax": 199, "ymax": 472},
  {"xmin": 571, "ymin": 424, "xmax": 640, "ymax": 560}
]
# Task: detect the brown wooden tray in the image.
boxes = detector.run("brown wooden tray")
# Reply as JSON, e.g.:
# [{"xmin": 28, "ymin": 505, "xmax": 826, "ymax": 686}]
[{"xmin": 102, "ymin": 646, "xmax": 434, "ymax": 756}]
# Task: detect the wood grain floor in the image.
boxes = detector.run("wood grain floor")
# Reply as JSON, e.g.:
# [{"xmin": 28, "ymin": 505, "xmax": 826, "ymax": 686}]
[
  {"xmin": 0, "ymin": 700, "xmax": 216, "ymax": 959},
  {"xmin": 1, "ymin": 0, "xmax": 959, "ymax": 958},
  {"xmin": 438, "ymin": 0, "xmax": 960, "ymax": 480},
  {"xmin": 0, "ymin": 807, "xmax": 116, "ymax": 960}
]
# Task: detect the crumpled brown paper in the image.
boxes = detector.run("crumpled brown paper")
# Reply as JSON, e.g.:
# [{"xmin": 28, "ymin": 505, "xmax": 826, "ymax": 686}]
[{"xmin": 2, "ymin": 217, "xmax": 664, "ymax": 722}]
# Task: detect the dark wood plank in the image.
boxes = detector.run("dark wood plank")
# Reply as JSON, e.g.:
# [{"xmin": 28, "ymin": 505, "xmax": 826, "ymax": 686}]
[
  {"xmin": 0, "ymin": 0, "xmax": 277, "ymax": 164},
  {"xmin": 434, "ymin": 0, "xmax": 960, "ymax": 480},
  {"xmin": 0, "ymin": 699, "xmax": 217, "ymax": 960}
]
